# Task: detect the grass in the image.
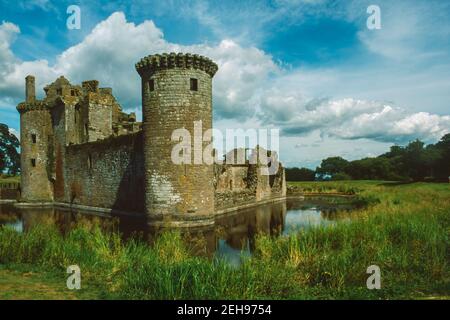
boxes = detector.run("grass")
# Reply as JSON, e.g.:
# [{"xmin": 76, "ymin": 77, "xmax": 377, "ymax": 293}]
[
  {"xmin": 0, "ymin": 181, "xmax": 449, "ymax": 299},
  {"xmin": 0, "ymin": 265, "xmax": 97, "ymax": 300},
  {"xmin": 288, "ymin": 180, "xmax": 384, "ymax": 195},
  {"xmin": 0, "ymin": 175, "xmax": 20, "ymax": 184}
]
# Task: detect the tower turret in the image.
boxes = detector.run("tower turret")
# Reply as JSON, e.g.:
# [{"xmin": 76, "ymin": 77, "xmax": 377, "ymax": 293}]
[
  {"xmin": 25, "ymin": 75, "xmax": 36, "ymax": 103},
  {"xmin": 17, "ymin": 76, "xmax": 54, "ymax": 202},
  {"xmin": 136, "ymin": 53, "xmax": 218, "ymax": 226}
]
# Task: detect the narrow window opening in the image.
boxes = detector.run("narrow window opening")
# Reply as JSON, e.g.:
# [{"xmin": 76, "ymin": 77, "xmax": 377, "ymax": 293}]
[
  {"xmin": 31, "ymin": 134, "xmax": 37, "ymax": 144},
  {"xmin": 88, "ymin": 154, "xmax": 93, "ymax": 170},
  {"xmin": 75, "ymin": 105, "xmax": 80, "ymax": 124},
  {"xmin": 190, "ymin": 78, "xmax": 198, "ymax": 91},
  {"xmin": 149, "ymin": 79, "xmax": 155, "ymax": 92},
  {"xmin": 56, "ymin": 88, "xmax": 62, "ymax": 95},
  {"xmin": 85, "ymin": 123, "xmax": 89, "ymax": 136},
  {"xmin": 71, "ymin": 89, "xmax": 76, "ymax": 96},
  {"xmin": 184, "ymin": 164, "xmax": 187, "ymax": 176},
  {"xmin": 31, "ymin": 159, "xmax": 36, "ymax": 167}
]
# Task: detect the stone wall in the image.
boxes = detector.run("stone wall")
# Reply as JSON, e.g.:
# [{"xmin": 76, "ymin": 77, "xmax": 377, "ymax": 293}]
[
  {"xmin": 86, "ymin": 92, "xmax": 114, "ymax": 142},
  {"xmin": 63, "ymin": 132, "xmax": 144, "ymax": 213},
  {"xmin": 0, "ymin": 182, "xmax": 20, "ymax": 200},
  {"xmin": 215, "ymin": 164, "xmax": 249, "ymax": 191},
  {"xmin": 214, "ymin": 189, "xmax": 256, "ymax": 210},
  {"xmin": 214, "ymin": 161, "xmax": 286, "ymax": 211}
]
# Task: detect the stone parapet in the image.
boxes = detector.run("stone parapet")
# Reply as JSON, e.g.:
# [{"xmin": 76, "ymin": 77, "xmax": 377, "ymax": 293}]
[
  {"xmin": 136, "ymin": 52, "xmax": 218, "ymax": 77},
  {"xmin": 16, "ymin": 101, "xmax": 49, "ymax": 114}
]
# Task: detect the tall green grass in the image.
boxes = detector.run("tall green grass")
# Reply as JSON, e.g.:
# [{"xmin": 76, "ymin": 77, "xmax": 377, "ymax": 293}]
[{"xmin": 0, "ymin": 181, "xmax": 449, "ymax": 299}]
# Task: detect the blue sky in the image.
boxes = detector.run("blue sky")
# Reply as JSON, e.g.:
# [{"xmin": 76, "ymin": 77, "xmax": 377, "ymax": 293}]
[{"xmin": 1, "ymin": 0, "xmax": 449, "ymax": 168}]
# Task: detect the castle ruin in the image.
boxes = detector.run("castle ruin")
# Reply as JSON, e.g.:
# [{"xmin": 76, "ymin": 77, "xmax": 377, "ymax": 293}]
[{"xmin": 17, "ymin": 53, "xmax": 286, "ymax": 227}]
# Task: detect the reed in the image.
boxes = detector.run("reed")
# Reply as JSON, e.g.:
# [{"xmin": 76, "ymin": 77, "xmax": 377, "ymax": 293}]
[{"xmin": 0, "ymin": 181, "xmax": 448, "ymax": 299}]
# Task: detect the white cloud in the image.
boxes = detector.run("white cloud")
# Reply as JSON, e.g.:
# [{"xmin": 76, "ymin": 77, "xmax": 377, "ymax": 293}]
[
  {"xmin": 0, "ymin": 22, "xmax": 21, "ymax": 91},
  {"xmin": 8, "ymin": 127, "xmax": 19, "ymax": 140},
  {"xmin": 260, "ymin": 89, "xmax": 450, "ymax": 143},
  {"xmin": 15, "ymin": 0, "xmax": 56, "ymax": 12},
  {"xmin": 0, "ymin": 12, "xmax": 277, "ymax": 120},
  {"xmin": 201, "ymin": 40, "xmax": 279, "ymax": 118},
  {"xmin": 0, "ymin": 10, "xmax": 449, "ymax": 153},
  {"xmin": 357, "ymin": 1, "xmax": 450, "ymax": 61}
]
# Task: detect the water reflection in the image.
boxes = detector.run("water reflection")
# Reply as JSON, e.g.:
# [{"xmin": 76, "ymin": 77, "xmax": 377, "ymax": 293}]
[{"xmin": 0, "ymin": 196, "xmax": 358, "ymax": 264}]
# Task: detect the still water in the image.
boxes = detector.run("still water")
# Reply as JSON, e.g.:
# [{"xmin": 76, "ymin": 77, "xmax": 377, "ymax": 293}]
[{"xmin": 0, "ymin": 197, "xmax": 359, "ymax": 265}]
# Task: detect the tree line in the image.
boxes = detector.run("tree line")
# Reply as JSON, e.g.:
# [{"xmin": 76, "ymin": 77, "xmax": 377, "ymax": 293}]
[
  {"xmin": 1, "ymin": 121, "xmax": 449, "ymax": 182},
  {"xmin": 0, "ymin": 124, "xmax": 20, "ymax": 175},
  {"xmin": 286, "ymin": 134, "xmax": 450, "ymax": 182}
]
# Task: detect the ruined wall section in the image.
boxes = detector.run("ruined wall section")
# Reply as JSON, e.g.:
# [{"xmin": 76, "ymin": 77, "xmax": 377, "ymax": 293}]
[
  {"xmin": 214, "ymin": 151, "xmax": 287, "ymax": 210},
  {"xmin": 85, "ymin": 92, "xmax": 114, "ymax": 142},
  {"xmin": 214, "ymin": 164, "xmax": 256, "ymax": 210},
  {"xmin": 215, "ymin": 165, "xmax": 249, "ymax": 191},
  {"xmin": 270, "ymin": 164, "xmax": 287, "ymax": 197},
  {"xmin": 63, "ymin": 132, "xmax": 144, "ymax": 212},
  {"xmin": 50, "ymin": 99, "xmax": 67, "ymax": 201}
]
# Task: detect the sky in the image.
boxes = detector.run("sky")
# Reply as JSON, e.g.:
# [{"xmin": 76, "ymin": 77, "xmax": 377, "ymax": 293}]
[{"xmin": 0, "ymin": 0, "xmax": 449, "ymax": 168}]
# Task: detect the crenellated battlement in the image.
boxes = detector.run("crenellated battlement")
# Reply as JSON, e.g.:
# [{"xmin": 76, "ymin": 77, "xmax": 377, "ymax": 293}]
[
  {"xmin": 135, "ymin": 52, "xmax": 218, "ymax": 77},
  {"xmin": 16, "ymin": 101, "xmax": 49, "ymax": 114}
]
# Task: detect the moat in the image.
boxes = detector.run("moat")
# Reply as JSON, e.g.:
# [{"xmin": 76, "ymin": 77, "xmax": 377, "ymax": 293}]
[{"xmin": 0, "ymin": 196, "xmax": 360, "ymax": 265}]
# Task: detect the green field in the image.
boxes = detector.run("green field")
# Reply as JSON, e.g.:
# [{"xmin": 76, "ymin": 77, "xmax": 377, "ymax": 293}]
[
  {"xmin": 0, "ymin": 181, "xmax": 449, "ymax": 299},
  {"xmin": 0, "ymin": 176, "xmax": 20, "ymax": 184}
]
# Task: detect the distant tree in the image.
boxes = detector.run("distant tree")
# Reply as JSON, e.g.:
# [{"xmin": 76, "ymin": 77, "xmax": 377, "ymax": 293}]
[
  {"xmin": 422, "ymin": 144, "xmax": 441, "ymax": 179},
  {"xmin": 331, "ymin": 172, "xmax": 352, "ymax": 181},
  {"xmin": 384, "ymin": 145, "xmax": 405, "ymax": 159},
  {"xmin": 433, "ymin": 134, "xmax": 450, "ymax": 181},
  {"xmin": 316, "ymin": 157, "xmax": 349, "ymax": 178},
  {"xmin": 403, "ymin": 139, "xmax": 428, "ymax": 181},
  {"xmin": 285, "ymin": 167, "xmax": 316, "ymax": 181},
  {"xmin": 0, "ymin": 124, "xmax": 20, "ymax": 175},
  {"xmin": 0, "ymin": 151, "xmax": 5, "ymax": 173},
  {"xmin": 346, "ymin": 157, "xmax": 400, "ymax": 180},
  {"xmin": 303, "ymin": 134, "xmax": 450, "ymax": 183}
]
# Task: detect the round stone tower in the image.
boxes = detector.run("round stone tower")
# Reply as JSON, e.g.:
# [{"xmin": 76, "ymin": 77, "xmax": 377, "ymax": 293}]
[
  {"xmin": 135, "ymin": 53, "xmax": 218, "ymax": 227},
  {"xmin": 17, "ymin": 75, "xmax": 54, "ymax": 202}
]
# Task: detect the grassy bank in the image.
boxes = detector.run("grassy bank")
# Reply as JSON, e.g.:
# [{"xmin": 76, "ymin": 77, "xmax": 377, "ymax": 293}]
[
  {"xmin": 0, "ymin": 181, "xmax": 449, "ymax": 299},
  {"xmin": 0, "ymin": 175, "xmax": 20, "ymax": 184},
  {"xmin": 0, "ymin": 266, "xmax": 98, "ymax": 300}
]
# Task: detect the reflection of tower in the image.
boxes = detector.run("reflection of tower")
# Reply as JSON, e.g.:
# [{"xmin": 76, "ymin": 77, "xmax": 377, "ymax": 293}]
[
  {"xmin": 135, "ymin": 53, "xmax": 218, "ymax": 225},
  {"xmin": 226, "ymin": 224, "xmax": 250, "ymax": 250},
  {"xmin": 254, "ymin": 205, "xmax": 272, "ymax": 234},
  {"xmin": 17, "ymin": 76, "xmax": 54, "ymax": 202},
  {"xmin": 270, "ymin": 201, "xmax": 287, "ymax": 236},
  {"xmin": 215, "ymin": 201, "xmax": 288, "ymax": 252}
]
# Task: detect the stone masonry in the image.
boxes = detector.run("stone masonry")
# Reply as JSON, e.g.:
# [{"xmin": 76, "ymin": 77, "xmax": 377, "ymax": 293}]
[{"xmin": 17, "ymin": 53, "xmax": 286, "ymax": 227}]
